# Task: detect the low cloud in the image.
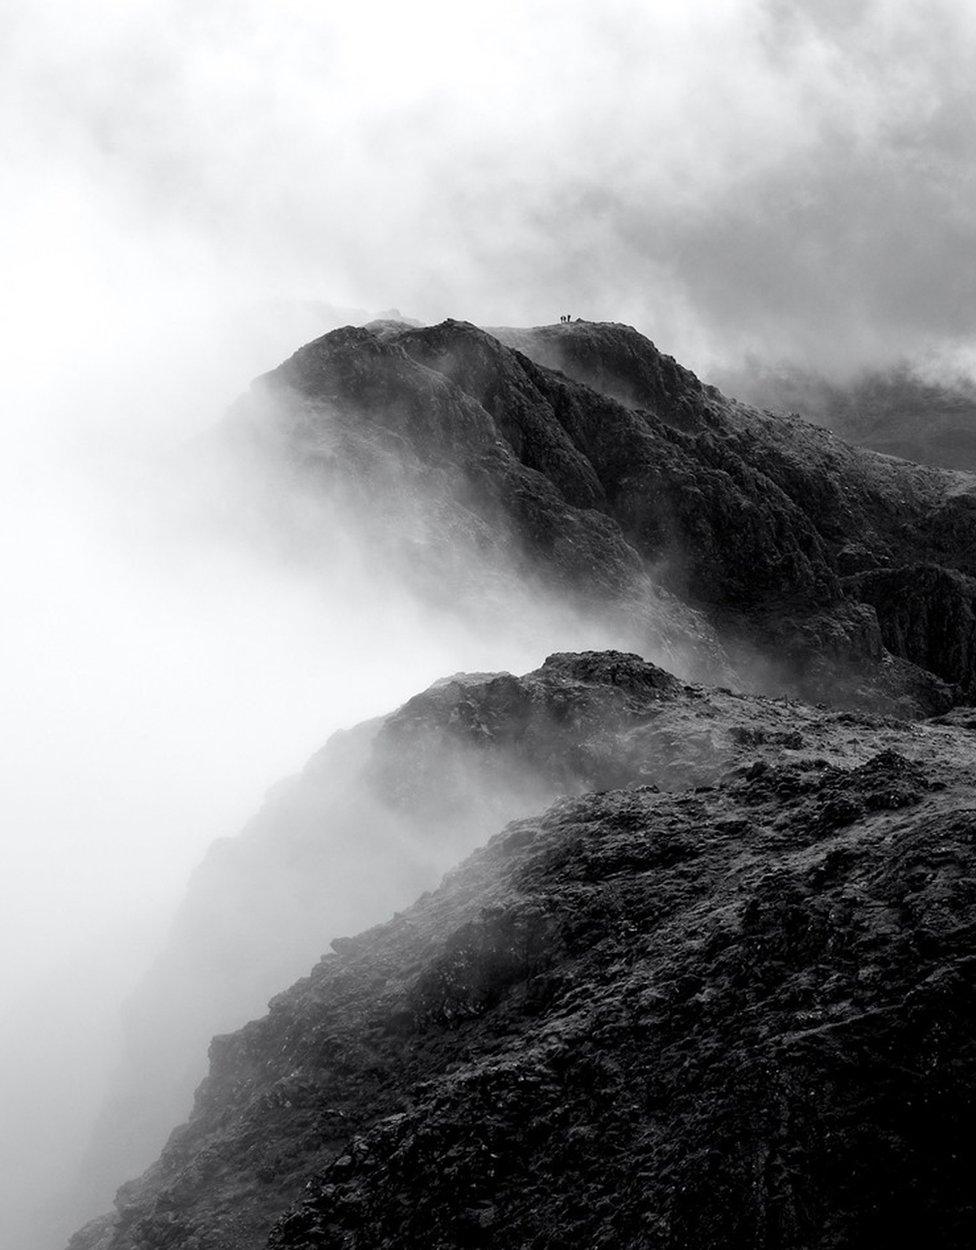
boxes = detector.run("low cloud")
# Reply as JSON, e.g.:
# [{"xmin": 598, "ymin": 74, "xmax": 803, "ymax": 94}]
[{"xmin": 5, "ymin": 1, "xmax": 976, "ymax": 376}]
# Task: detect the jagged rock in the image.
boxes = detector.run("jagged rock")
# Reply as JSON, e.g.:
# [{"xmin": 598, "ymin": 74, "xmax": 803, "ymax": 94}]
[
  {"xmin": 223, "ymin": 323, "xmax": 727, "ymax": 685},
  {"xmin": 224, "ymin": 318, "xmax": 976, "ymax": 711},
  {"xmin": 490, "ymin": 319, "xmax": 723, "ymax": 432},
  {"xmin": 491, "ymin": 322, "xmax": 976, "ymax": 701},
  {"xmin": 69, "ymin": 651, "xmax": 716, "ymax": 1210},
  {"xmin": 850, "ymin": 563, "xmax": 976, "ymax": 699},
  {"xmin": 70, "ymin": 653, "xmax": 976, "ymax": 1250}
]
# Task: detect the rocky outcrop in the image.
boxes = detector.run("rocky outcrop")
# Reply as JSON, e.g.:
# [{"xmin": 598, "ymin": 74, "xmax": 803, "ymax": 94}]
[
  {"xmin": 70, "ymin": 652, "xmax": 725, "ymax": 1212},
  {"xmin": 70, "ymin": 651, "xmax": 976, "ymax": 1250},
  {"xmin": 850, "ymin": 563, "xmax": 976, "ymax": 699},
  {"xmin": 226, "ymin": 318, "xmax": 976, "ymax": 712},
  {"xmin": 490, "ymin": 323, "xmax": 976, "ymax": 698},
  {"xmin": 269, "ymin": 753, "xmax": 976, "ymax": 1250},
  {"xmin": 490, "ymin": 321, "xmax": 975, "ymax": 578},
  {"xmin": 490, "ymin": 319, "xmax": 723, "ymax": 431}
]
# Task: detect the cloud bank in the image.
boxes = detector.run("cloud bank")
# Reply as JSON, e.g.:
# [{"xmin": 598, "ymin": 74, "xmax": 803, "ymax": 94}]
[{"xmin": 5, "ymin": 0, "xmax": 976, "ymax": 376}]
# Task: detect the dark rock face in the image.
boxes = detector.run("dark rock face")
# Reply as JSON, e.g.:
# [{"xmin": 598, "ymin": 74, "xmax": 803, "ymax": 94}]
[
  {"xmin": 70, "ymin": 652, "xmax": 976, "ymax": 1250},
  {"xmin": 226, "ymin": 323, "xmax": 727, "ymax": 685},
  {"xmin": 490, "ymin": 323, "xmax": 976, "ymax": 700},
  {"xmin": 229, "ymin": 318, "xmax": 976, "ymax": 712},
  {"xmin": 850, "ymin": 563, "xmax": 976, "ymax": 699},
  {"xmin": 268, "ymin": 765, "xmax": 976, "ymax": 1250},
  {"xmin": 490, "ymin": 323, "xmax": 975, "ymax": 584},
  {"xmin": 490, "ymin": 319, "xmax": 722, "ymax": 431}
]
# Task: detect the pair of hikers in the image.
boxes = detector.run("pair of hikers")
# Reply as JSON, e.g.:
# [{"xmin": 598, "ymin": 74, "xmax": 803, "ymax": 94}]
[{"xmin": 559, "ymin": 313, "xmax": 575, "ymax": 323}]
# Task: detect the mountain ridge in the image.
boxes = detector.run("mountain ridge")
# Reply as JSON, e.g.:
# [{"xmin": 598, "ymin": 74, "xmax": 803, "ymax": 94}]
[
  {"xmin": 69, "ymin": 651, "xmax": 976, "ymax": 1250},
  {"xmin": 237, "ymin": 317, "xmax": 976, "ymax": 710},
  {"xmin": 67, "ymin": 319, "xmax": 976, "ymax": 1248}
]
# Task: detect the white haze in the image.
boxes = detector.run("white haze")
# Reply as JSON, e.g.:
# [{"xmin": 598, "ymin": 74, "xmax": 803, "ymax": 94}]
[
  {"xmin": 0, "ymin": 281, "xmax": 595, "ymax": 1245},
  {"xmin": 3, "ymin": 1, "xmax": 976, "ymax": 1246}
]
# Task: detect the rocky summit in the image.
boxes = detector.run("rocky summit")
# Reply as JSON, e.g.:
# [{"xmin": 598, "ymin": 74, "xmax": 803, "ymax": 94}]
[
  {"xmin": 69, "ymin": 323, "xmax": 976, "ymax": 1249},
  {"xmin": 224, "ymin": 318, "xmax": 976, "ymax": 713}
]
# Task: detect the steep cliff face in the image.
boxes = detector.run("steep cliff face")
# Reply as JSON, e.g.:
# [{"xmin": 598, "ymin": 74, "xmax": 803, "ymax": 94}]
[
  {"xmin": 70, "ymin": 653, "xmax": 976, "ymax": 1250},
  {"xmin": 228, "ymin": 318, "xmax": 976, "ymax": 712},
  {"xmin": 850, "ymin": 563, "xmax": 976, "ymax": 699},
  {"xmin": 493, "ymin": 324, "xmax": 976, "ymax": 579},
  {"xmin": 480, "ymin": 322, "xmax": 976, "ymax": 704}
]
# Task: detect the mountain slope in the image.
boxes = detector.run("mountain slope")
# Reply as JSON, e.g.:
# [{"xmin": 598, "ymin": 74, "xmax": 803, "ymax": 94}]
[
  {"xmin": 68, "ymin": 319, "xmax": 976, "ymax": 1246},
  {"xmin": 70, "ymin": 652, "xmax": 976, "ymax": 1250},
  {"xmin": 221, "ymin": 323, "xmax": 728, "ymax": 685},
  {"xmin": 226, "ymin": 318, "xmax": 976, "ymax": 712},
  {"xmin": 71, "ymin": 652, "xmax": 716, "ymax": 1212}
]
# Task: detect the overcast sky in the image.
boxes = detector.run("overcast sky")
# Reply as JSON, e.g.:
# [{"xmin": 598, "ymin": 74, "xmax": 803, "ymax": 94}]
[
  {"xmin": 2, "ymin": 3, "xmax": 976, "ymax": 1244},
  {"xmin": 5, "ymin": 0, "xmax": 976, "ymax": 378}
]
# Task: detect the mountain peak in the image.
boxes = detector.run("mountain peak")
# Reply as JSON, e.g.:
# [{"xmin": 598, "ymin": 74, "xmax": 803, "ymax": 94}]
[{"xmin": 226, "ymin": 316, "xmax": 976, "ymax": 714}]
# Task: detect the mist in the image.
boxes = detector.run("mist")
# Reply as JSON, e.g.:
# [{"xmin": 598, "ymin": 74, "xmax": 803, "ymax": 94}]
[
  {"xmin": 0, "ymin": 286, "xmax": 622, "ymax": 1245},
  {"xmin": 8, "ymin": 0, "xmax": 976, "ymax": 378},
  {"xmin": 4, "ymin": 1, "xmax": 976, "ymax": 1246}
]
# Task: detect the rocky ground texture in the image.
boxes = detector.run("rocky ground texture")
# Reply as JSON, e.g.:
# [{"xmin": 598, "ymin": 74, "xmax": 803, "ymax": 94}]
[{"xmin": 71, "ymin": 652, "xmax": 976, "ymax": 1249}]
